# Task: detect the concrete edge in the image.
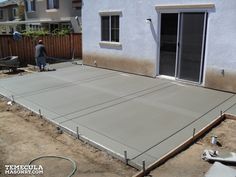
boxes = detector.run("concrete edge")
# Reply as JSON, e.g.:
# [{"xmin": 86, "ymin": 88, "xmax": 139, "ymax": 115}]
[
  {"xmin": 132, "ymin": 113, "xmax": 236, "ymax": 177},
  {"xmin": 0, "ymin": 95, "xmax": 141, "ymax": 170},
  {"xmin": 58, "ymin": 125, "xmax": 142, "ymax": 170},
  {"xmin": 2, "ymin": 94, "xmax": 236, "ymax": 175}
]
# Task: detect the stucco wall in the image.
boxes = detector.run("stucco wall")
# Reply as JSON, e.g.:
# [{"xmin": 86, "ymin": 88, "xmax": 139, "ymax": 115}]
[
  {"xmin": 26, "ymin": 0, "xmax": 81, "ymax": 20},
  {"xmin": 82, "ymin": 0, "xmax": 157, "ymax": 77},
  {"xmin": 0, "ymin": 8, "xmax": 9, "ymax": 22},
  {"xmin": 83, "ymin": 0, "xmax": 236, "ymax": 92},
  {"xmin": 0, "ymin": 5, "xmax": 18, "ymax": 22},
  {"xmin": 203, "ymin": 1, "xmax": 236, "ymax": 92},
  {"xmin": 0, "ymin": 5, "xmax": 18, "ymax": 34}
]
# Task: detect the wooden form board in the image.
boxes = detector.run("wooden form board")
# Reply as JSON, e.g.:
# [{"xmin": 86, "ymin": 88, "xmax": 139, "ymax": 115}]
[{"xmin": 132, "ymin": 113, "xmax": 236, "ymax": 177}]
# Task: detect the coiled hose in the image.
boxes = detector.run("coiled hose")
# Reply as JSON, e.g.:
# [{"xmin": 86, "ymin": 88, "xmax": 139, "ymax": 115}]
[{"xmin": 29, "ymin": 155, "xmax": 77, "ymax": 177}]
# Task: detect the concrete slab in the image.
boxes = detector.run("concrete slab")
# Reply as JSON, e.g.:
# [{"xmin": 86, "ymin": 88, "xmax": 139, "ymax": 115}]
[
  {"xmin": 45, "ymin": 65, "xmax": 118, "ymax": 83},
  {"xmin": 64, "ymin": 84, "xmax": 233, "ymax": 166},
  {"xmin": 0, "ymin": 74, "xmax": 70, "ymax": 97},
  {"xmin": 205, "ymin": 162, "xmax": 236, "ymax": 177},
  {"xmin": 0, "ymin": 63, "xmax": 235, "ymax": 169},
  {"xmin": 224, "ymin": 95, "xmax": 236, "ymax": 115}
]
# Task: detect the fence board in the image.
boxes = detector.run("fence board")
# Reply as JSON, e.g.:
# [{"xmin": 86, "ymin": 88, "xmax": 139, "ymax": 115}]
[{"xmin": 0, "ymin": 33, "xmax": 82, "ymax": 66}]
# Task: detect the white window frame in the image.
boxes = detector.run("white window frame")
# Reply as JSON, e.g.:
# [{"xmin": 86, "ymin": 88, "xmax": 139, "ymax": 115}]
[
  {"xmin": 12, "ymin": 8, "xmax": 17, "ymax": 17},
  {"xmin": 155, "ymin": 3, "xmax": 215, "ymax": 84},
  {"xmin": 26, "ymin": 0, "xmax": 35, "ymax": 12},
  {"xmin": 47, "ymin": 0, "xmax": 59, "ymax": 10},
  {"xmin": 99, "ymin": 10, "xmax": 122, "ymax": 47},
  {"xmin": 48, "ymin": 0, "xmax": 54, "ymax": 9}
]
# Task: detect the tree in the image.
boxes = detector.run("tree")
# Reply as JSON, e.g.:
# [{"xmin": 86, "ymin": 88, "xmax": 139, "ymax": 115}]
[{"xmin": 16, "ymin": 0, "xmax": 25, "ymax": 20}]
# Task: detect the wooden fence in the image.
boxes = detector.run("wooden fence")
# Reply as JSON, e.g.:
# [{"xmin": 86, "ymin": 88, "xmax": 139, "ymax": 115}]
[{"xmin": 0, "ymin": 33, "xmax": 82, "ymax": 65}]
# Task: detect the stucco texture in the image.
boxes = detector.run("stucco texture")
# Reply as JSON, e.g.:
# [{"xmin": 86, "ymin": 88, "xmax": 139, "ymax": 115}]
[{"xmin": 82, "ymin": 0, "xmax": 236, "ymax": 92}]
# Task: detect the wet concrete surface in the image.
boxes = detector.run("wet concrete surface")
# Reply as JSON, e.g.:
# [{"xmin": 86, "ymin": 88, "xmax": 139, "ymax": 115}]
[{"xmin": 0, "ymin": 62, "xmax": 235, "ymax": 168}]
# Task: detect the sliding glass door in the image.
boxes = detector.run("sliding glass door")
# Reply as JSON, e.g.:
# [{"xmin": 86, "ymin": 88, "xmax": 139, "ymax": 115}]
[
  {"xmin": 159, "ymin": 14, "xmax": 178, "ymax": 76},
  {"xmin": 159, "ymin": 12, "xmax": 207, "ymax": 83},
  {"xmin": 177, "ymin": 13, "xmax": 206, "ymax": 82}
]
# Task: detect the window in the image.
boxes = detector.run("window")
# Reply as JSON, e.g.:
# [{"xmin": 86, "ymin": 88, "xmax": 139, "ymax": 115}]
[
  {"xmin": 12, "ymin": 8, "xmax": 17, "ymax": 17},
  {"xmin": 72, "ymin": 0, "xmax": 82, "ymax": 10},
  {"xmin": 101, "ymin": 15, "xmax": 119, "ymax": 42},
  {"xmin": 0, "ymin": 9, "xmax": 3, "ymax": 19},
  {"xmin": 47, "ymin": 0, "xmax": 59, "ymax": 9},
  {"xmin": 25, "ymin": 0, "xmax": 36, "ymax": 12}
]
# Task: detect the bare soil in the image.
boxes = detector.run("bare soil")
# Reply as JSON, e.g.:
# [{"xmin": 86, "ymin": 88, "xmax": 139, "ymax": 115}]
[
  {"xmin": 0, "ymin": 69, "xmax": 27, "ymax": 79},
  {"xmin": 0, "ymin": 66, "xmax": 37, "ymax": 79},
  {"xmin": 0, "ymin": 66, "xmax": 136, "ymax": 177},
  {"xmin": 0, "ymin": 97, "xmax": 137, "ymax": 177},
  {"xmin": 150, "ymin": 118, "xmax": 236, "ymax": 177}
]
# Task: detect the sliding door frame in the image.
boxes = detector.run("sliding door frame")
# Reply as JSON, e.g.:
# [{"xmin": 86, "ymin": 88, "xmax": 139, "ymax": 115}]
[{"xmin": 157, "ymin": 10, "xmax": 208, "ymax": 84}]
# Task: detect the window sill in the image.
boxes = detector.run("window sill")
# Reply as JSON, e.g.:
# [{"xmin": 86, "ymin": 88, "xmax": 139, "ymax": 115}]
[
  {"xmin": 27, "ymin": 11, "xmax": 36, "ymax": 13},
  {"xmin": 46, "ymin": 9, "xmax": 58, "ymax": 12},
  {"xmin": 99, "ymin": 10, "xmax": 122, "ymax": 16},
  {"xmin": 155, "ymin": 3, "xmax": 215, "ymax": 10},
  {"xmin": 99, "ymin": 41, "xmax": 122, "ymax": 47}
]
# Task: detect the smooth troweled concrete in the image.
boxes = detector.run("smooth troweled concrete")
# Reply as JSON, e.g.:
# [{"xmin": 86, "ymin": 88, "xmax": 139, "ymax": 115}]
[
  {"xmin": 205, "ymin": 162, "xmax": 236, "ymax": 177},
  {"xmin": 0, "ymin": 63, "xmax": 236, "ymax": 168}
]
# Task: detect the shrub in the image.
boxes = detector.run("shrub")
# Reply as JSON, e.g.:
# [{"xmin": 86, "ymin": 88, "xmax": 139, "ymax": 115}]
[{"xmin": 22, "ymin": 28, "xmax": 70, "ymax": 37}]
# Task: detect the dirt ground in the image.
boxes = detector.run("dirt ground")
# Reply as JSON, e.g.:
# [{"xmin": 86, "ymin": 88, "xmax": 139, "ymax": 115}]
[
  {"xmin": 0, "ymin": 66, "xmax": 137, "ymax": 177},
  {"xmin": 150, "ymin": 118, "xmax": 236, "ymax": 177},
  {"xmin": 0, "ymin": 97, "xmax": 137, "ymax": 177},
  {"xmin": 0, "ymin": 66, "xmax": 37, "ymax": 79},
  {"xmin": 1, "ymin": 69, "xmax": 236, "ymax": 177}
]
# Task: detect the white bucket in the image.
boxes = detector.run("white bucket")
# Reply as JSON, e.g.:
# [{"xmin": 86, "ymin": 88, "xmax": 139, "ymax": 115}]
[{"xmin": 211, "ymin": 136, "xmax": 217, "ymax": 145}]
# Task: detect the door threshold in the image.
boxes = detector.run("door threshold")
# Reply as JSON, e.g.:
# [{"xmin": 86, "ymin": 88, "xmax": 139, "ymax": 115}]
[
  {"xmin": 157, "ymin": 75, "xmax": 203, "ymax": 87},
  {"xmin": 157, "ymin": 75, "xmax": 176, "ymax": 81}
]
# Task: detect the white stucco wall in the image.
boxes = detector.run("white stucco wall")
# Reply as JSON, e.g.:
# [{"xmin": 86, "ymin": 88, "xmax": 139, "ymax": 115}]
[
  {"xmin": 83, "ymin": 0, "xmax": 236, "ymax": 92},
  {"xmin": 205, "ymin": 1, "xmax": 236, "ymax": 69},
  {"xmin": 203, "ymin": 0, "xmax": 236, "ymax": 92},
  {"xmin": 82, "ymin": 0, "xmax": 158, "ymax": 76},
  {"xmin": 83, "ymin": 0, "xmax": 156, "ymax": 58}
]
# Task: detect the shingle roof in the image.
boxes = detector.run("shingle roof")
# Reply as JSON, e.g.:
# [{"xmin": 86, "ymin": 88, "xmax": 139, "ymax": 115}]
[{"xmin": 0, "ymin": 0, "xmax": 18, "ymax": 7}]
